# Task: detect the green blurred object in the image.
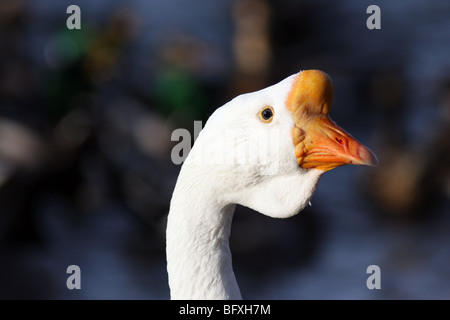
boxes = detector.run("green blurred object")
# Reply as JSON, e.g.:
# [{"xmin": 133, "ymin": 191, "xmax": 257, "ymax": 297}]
[
  {"xmin": 43, "ymin": 27, "xmax": 95, "ymax": 120},
  {"xmin": 154, "ymin": 65, "xmax": 208, "ymax": 124}
]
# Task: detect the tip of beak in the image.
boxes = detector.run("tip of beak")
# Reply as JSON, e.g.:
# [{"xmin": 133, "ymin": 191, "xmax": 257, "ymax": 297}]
[{"xmin": 357, "ymin": 144, "xmax": 379, "ymax": 166}]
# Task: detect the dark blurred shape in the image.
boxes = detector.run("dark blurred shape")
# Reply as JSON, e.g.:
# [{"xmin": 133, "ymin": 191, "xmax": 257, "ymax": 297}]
[
  {"xmin": 153, "ymin": 32, "xmax": 210, "ymax": 127},
  {"xmin": 230, "ymin": 0, "xmax": 271, "ymax": 95},
  {"xmin": 83, "ymin": 8, "xmax": 141, "ymax": 85},
  {"xmin": 43, "ymin": 7, "xmax": 141, "ymax": 121},
  {"xmin": 365, "ymin": 71, "xmax": 450, "ymax": 219}
]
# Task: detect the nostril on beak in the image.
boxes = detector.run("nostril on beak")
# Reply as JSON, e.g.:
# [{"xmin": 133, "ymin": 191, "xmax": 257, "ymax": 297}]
[{"xmin": 335, "ymin": 137, "xmax": 344, "ymax": 145}]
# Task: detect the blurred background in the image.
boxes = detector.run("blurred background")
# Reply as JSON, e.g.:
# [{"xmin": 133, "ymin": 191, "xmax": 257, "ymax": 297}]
[{"xmin": 0, "ymin": 0, "xmax": 449, "ymax": 299}]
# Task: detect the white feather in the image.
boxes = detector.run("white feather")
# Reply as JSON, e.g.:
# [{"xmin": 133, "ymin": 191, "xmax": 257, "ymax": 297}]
[{"xmin": 166, "ymin": 73, "xmax": 324, "ymax": 299}]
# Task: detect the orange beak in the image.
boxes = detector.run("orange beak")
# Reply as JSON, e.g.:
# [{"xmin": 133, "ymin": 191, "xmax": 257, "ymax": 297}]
[{"xmin": 287, "ymin": 70, "xmax": 378, "ymax": 171}]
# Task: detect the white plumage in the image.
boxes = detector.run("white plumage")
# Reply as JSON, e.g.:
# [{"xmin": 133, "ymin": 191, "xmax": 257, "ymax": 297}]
[{"xmin": 166, "ymin": 70, "xmax": 377, "ymax": 299}]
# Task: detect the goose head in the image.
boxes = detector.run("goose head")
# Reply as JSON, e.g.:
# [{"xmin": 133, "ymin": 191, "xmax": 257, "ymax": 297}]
[{"xmin": 184, "ymin": 69, "xmax": 378, "ymax": 218}]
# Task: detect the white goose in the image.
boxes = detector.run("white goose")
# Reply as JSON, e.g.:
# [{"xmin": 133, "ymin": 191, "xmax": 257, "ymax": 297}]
[{"xmin": 166, "ymin": 70, "xmax": 378, "ymax": 299}]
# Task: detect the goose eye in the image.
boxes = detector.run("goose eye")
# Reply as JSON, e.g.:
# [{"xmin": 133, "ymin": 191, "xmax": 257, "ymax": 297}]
[{"xmin": 259, "ymin": 106, "xmax": 274, "ymax": 123}]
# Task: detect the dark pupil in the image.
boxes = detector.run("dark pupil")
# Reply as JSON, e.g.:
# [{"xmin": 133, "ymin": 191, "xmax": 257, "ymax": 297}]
[{"xmin": 262, "ymin": 108, "xmax": 273, "ymax": 120}]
